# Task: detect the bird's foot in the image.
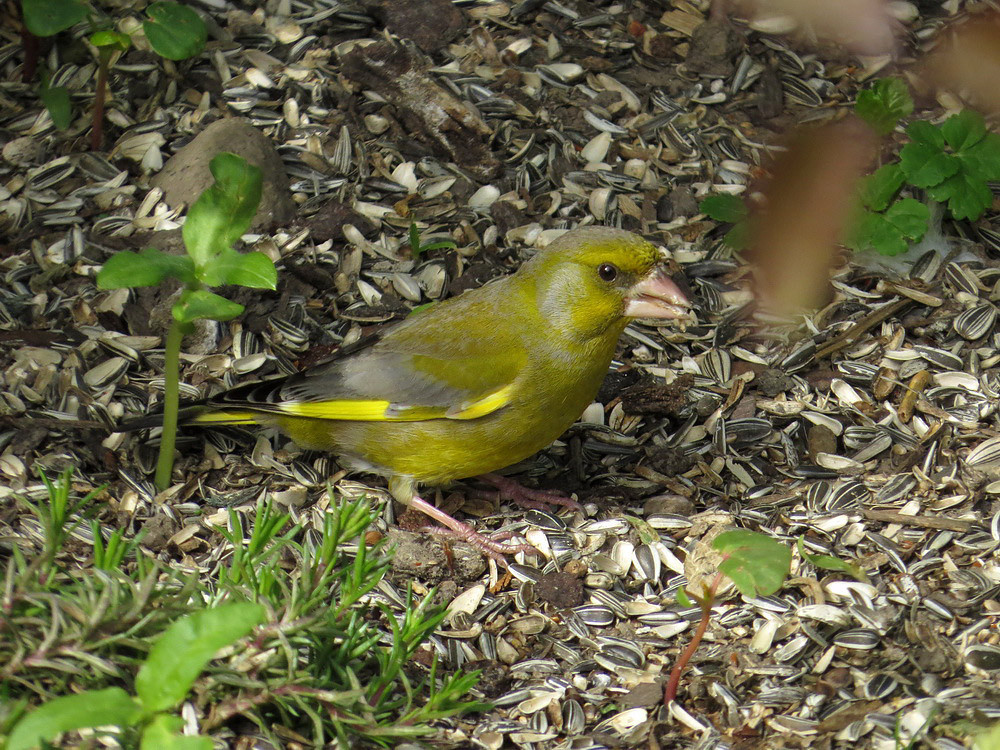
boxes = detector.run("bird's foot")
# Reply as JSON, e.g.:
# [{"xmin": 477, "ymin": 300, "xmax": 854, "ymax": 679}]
[
  {"xmin": 408, "ymin": 494, "xmax": 533, "ymax": 561},
  {"xmin": 477, "ymin": 472, "xmax": 583, "ymax": 512}
]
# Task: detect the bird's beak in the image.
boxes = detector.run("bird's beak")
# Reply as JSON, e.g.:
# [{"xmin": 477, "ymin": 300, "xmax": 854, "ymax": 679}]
[{"xmin": 624, "ymin": 267, "xmax": 691, "ymax": 320}]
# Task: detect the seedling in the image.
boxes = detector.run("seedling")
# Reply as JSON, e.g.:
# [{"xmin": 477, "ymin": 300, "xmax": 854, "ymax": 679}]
[
  {"xmin": 663, "ymin": 530, "xmax": 791, "ymax": 705},
  {"xmin": 6, "ymin": 602, "xmax": 266, "ymax": 750},
  {"xmin": 19, "ymin": 0, "xmax": 207, "ymax": 148},
  {"xmin": 702, "ymin": 78, "xmax": 1000, "ymax": 258},
  {"xmin": 408, "ymin": 221, "xmax": 457, "ymax": 260},
  {"xmin": 97, "ymin": 152, "xmax": 276, "ymax": 490}
]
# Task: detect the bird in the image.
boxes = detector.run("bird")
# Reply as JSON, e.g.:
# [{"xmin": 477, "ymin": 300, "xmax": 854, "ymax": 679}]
[{"xmin": 123, "ymin": 226, "xmax": 691, "ymax": 558}]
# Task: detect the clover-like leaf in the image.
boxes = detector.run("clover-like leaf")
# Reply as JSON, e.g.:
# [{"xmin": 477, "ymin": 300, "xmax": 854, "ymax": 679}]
[
  {"xmin": 7, "ymin": 688, "xmax": 141, "ymax": 750},
  {"xmin": 21, "ymin": 0, "xmax": 88, "ymax": 37},
  {"xmin": 172, "ymin": 289, "xmax": 244, "ymax": 324},
  {"xmin": 855, "ymin": 77, "xmax": 913, "ymax": 136},
  {"xmin": 97, "ymin": 248, "xmax": 196, "ymax": 289},
  {"xmin": 143, "ymin": 2, "xmax": 208, "ymax": 61},
  {"xmin": 713, "ymin": 530, "xmax": 791, "ymax": 598},
  {"xmin": 183, "ymin": 153, "xmax": 262, "ymax": 271},
  {"xmin": 135, "ymin": 602, "xmax": 265, "ymax": 713}
]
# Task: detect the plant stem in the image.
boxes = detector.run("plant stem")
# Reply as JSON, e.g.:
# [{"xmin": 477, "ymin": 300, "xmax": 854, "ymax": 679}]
[
  {"xmin": 664, "ymin": 571, "xmax": 724, "ymax": 705},
  {"xmin": 91, "ymin": 49, "xmax": 111, "ymax": 151},
  {"xmin": 22, "ymin": 29, "xmax": 39, "ymax": 82},
  {"xmin": 154, "ymin": 320, "xmax": 185, "ymax": 491}
]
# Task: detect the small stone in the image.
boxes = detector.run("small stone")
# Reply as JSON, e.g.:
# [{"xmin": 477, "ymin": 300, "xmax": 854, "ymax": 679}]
[
  {"xmin": 618, "ymin": 681, "xmax": 663, "ymax": 708},
  {"xmin": 2, "ymin": 136, "xmax": 46, "ymax": 166},
  {"xmin": 151, "ymin": 118, "xmax": 295, "ymax": 231},
  {"xmin": 685, "ymin": 20, "xmax": 744, "ymax": 77}
]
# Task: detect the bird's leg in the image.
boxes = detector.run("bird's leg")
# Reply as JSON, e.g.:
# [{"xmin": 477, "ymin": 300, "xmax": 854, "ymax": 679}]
[
  {"xmin": 407, "ymin": 494, "xmax": 534, "ymax": 560},
  {"xmin": 477, "ymin": 473, "xmax": 583, "ymax": 511}
]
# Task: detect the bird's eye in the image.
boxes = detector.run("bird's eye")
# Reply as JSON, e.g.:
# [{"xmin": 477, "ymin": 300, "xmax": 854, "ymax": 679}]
[{"xmin": 598, "ymin": 263, "xmax": 618, "ymax": 282}]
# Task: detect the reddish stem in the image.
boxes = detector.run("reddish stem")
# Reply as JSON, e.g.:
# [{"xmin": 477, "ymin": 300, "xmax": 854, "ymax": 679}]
[
  {"xmin": 664, "ymin": 570, "xmax": 724, "ymax": 705},
  {"xmin": 90, "ymin": 52, "xmax": 110, "ymax": 151},
  {"xmin": 22, "ymin": 29, "xmax": 39, "ymax": 82}
]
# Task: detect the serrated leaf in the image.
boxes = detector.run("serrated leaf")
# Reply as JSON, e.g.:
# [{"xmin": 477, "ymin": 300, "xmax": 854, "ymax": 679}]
[
  {"xmin": 906, "ymin": 120, "xmax": 946, "ymax": 149},
  {"xmin": 959, "ymin": 133, "xmax": 1000, "ymax": 181},
  {"xmin": 700, "ymin": 194, "xmax": 747, "ymax": 223},
  {"xmin": 97, "ymin": 248, "xmax": 196, "ymax": 289},
  {"xmin": 7, "ymin": 688, "xmax": 141, "ymax": 750},
  {"xmin": 143, "ymin": 2, "xmax": 207, "ymax": 60},
  {"xmin": 884, "ymin": 198, "xmax": 930, "ymax": 238},
  {"xmin": 135, "ymin": 603, "xmax": 264, "ymax": 713},
  {"xmin": 797, "ymin": 537, "xmax": 869, "ymax": 583},
  {"xmin": 928, "ymin": 170, "xmax": 993, "ymax": 221},
  {"xmin": 859, "ymin": 163, "xmax": 905, "ymax": 211},
  {"xmin": 900, "ymin": 141, "xmax": 959, "ymax": 188},
  {"xmin": 182, "ymin": 153, "xmax": 262, "ymax": 271},
  {"xmin": 713, "ymin": 530, "xmax": 791, "ymax": 598},
  {"xmin": 39, "ymin": 83, "xmax": 72, "ymax": 130},
  {"xmin": 21, "ymin": 0, "xmax": 88, "ymax": 36},
  {"xmin": 941, "ymin": 109, "xmax": 986, "ymax": 152},
  {"xmin": 855, "ymin": 77, "xmax": 913, "ymax": 135},
  {"xmin": 172, "ymin": 289, "xmax": 244, "ymax": 324},
  {"xmin": 200, "ymin": 249, "xmax": 277, "ymax": 289}
]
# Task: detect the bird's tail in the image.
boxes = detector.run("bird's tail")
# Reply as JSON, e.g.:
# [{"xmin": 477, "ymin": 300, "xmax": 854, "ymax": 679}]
[{"xmin": 116, "ymin": 404, "xmax": 261, "ymax": 432}]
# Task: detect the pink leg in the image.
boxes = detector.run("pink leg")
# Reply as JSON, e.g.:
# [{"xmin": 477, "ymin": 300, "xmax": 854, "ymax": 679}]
[
  {"xmin": 478, "ymin": 473, "xmax": 583, "ymax": 511},
  {"xmin": 407, "ymin": 494, "xmax": 533, "ymax": 561}
]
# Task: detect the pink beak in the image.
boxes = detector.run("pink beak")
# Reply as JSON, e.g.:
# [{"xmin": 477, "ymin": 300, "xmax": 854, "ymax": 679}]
[{"xmin": 624, "ymin": 267, "xmax": 691, "ymax": 320}]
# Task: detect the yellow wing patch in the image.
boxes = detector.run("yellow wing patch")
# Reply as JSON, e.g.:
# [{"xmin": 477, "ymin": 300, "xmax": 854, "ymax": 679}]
[
  {"xmin": 190, "ymin": 410, "xmax": 258, "ymax": 425},
  {"xmin": 276, "ymin": 383, "xmax": 514, "ymax": 422}
]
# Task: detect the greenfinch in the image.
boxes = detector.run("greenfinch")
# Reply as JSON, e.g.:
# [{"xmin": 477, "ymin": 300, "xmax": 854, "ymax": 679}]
[{"xmin": 128, "ymin": 227, "xmax": 690, "ymax": 557}]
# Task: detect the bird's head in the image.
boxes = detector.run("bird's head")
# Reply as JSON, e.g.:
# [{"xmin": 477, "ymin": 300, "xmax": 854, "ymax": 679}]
[{"xmin": 525, "ymin": 227, "xmax": 691, "ymax": 342}]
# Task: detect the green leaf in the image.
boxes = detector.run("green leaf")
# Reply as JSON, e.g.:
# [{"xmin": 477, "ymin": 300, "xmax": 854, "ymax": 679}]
[
  {"xmin": 848, "ymin": 198, "xmax": 929, "ymax": 256},
  {"xmin": 941, "ymin": 109, "xmax": 986, "ymax": 152},
  {"xmin": 700, "ymin": 194, "xmax": 747, "ymax": 223},
  {"xmin": 713, "ymin": 530, "xmax": 791, "ymax": 598},
  {"xmin": 723, "ymin": 221, "xmax": 749, "ymax": 250},
  {"xmin": 675, "ymin": 588, "xmax": 693, "ymax": 607},
  {"xmin": 200, "ymin": 249, "xmax": 277, "ymax": 289},
  {"xmin": 900, "ymin": 139, "xmax": 959, "ymax": 188},
  {"xmin": 135, "ymin": 602, "xmax": 265, "ymax": 713},
  {"xmin": 928, "ymin": 169, "xmax": 993, "ymax": 221},
  {"xmin": 855, "ymin": 77, "xmax": 913, "ymax": 136},
  {"xmin": 140, "ymin": 715, "xmax": 213, "ymax": 750},
  {"xmin": 796, "ymin": 537, "xmax": 869, "ymax": 583},
  {"xmin": 97, "ymin": 248, "xmax": 196, "ymax": 289},
  {"xmin": 21, "ymin": 0, "xmax": 88, "ymax": 37},
  {"xmin": 172, "ymin": 289, "xmax": 244, "ymax": 324},
  {"xmin": 89, "ymin": 29, "xmax": 131, "ymax": 51},
  {"xmin": 182, "ymin": 153, "xmax": 263, "ymax": 271},
  {"xmin": 7, "ymin": 688, "xmax": 141, "ymax": 750},
  {"xmin": 39, "ymin": 83, "xmax": 72, "ymax": 130},
  {"xmin": 906, "ymin": 119, "xmax": 946, "ymax": 149},
  {"xmin": 143, "ymin": 2, "xmax": 208, "ymax": 61},
  {"xmin": 859, "ymin": 163, "xmax": 905, "ymax": 211},
  {"xmin": 959, "ymin": 132, "xmax": 1000, "ymax": 181}
]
